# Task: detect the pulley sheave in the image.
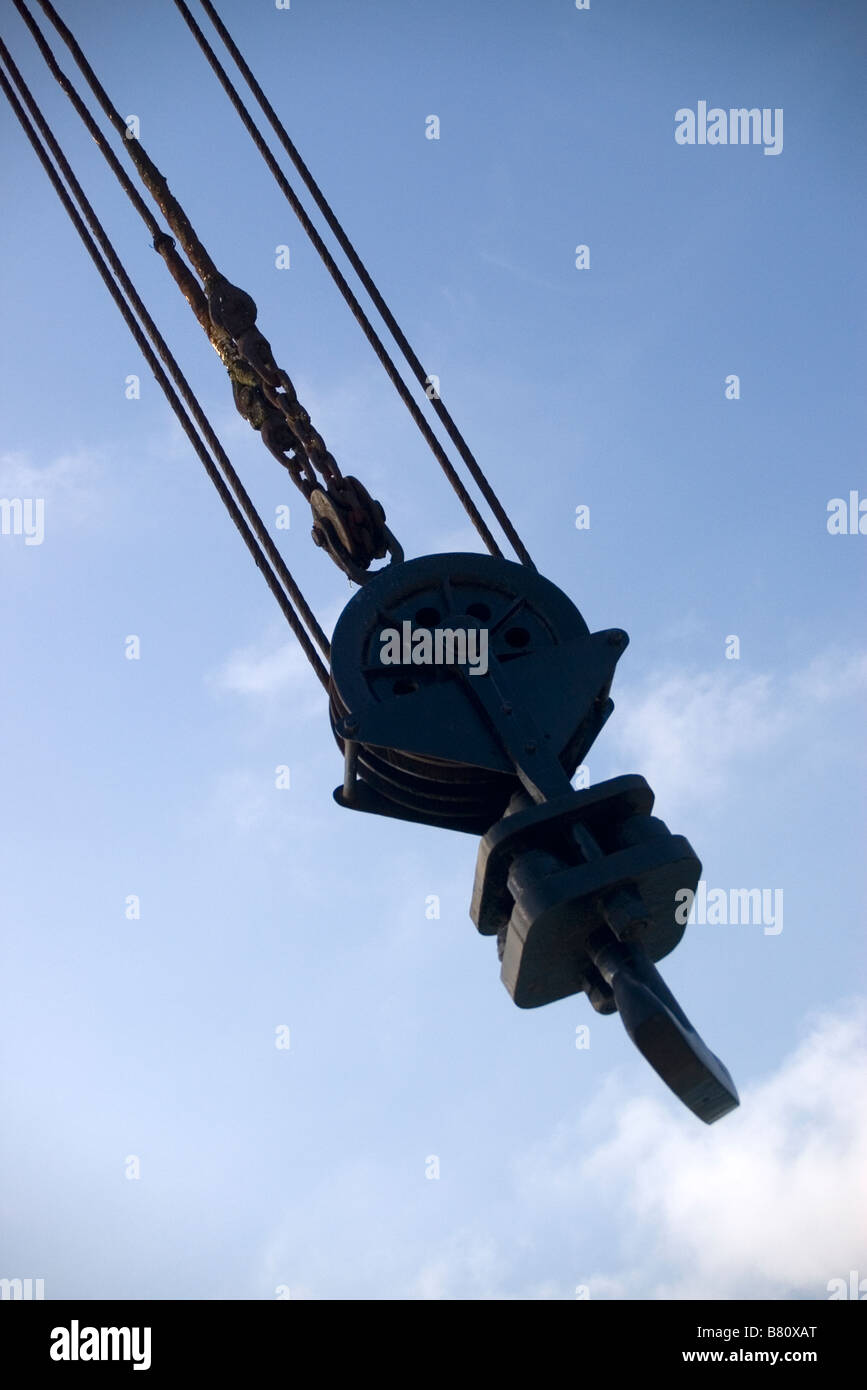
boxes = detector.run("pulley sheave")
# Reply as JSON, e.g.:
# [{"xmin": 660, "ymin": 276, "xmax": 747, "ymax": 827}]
[{"xmin": 328, "ymin": 552, "xmax": 626, "ymax": 833}]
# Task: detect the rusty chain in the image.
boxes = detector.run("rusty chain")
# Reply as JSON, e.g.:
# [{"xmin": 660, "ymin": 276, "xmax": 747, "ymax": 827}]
[
  {"xmin": 154, "ymin": 246, "xmax": 400, "ymax": 584},
  {"xmin": 28, "ymin": 0, "xmax": 397, "ymax": 584}
]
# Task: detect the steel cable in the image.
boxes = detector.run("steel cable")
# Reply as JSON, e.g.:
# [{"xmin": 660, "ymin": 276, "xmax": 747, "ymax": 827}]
[
  {"xmin": 0, "ymin": 38, "xmax": 331, "ymax": 686},
  {"xmin": 32, "ymin": 0, "xmax": 506, "ymax": 564},
  {"xmin": 189, "ymin": 0, "xmax": 536, "ymax": 569}
]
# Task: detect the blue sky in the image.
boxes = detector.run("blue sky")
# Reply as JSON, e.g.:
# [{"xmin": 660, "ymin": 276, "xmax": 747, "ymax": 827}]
[{"xmin": 1, "ymin": 0, "xmax": 865, "ymax": 1299}]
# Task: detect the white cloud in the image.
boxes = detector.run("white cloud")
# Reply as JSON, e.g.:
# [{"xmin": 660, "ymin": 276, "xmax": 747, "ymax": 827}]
[
  {"xmin": 411, "ymin": 1233, "xmax": 501, "ymax": 1301},
  {"xmin": 515, "ymin": 1000, "xmax": 867, "ymax": 1300},
  {"xmin": 209, "ymin": 629, "xmax": 331, "ymax": 720},
  {"xmin": 607, "ymin": 646, "xmax": 867, "ymax": 816},
  {"xmin": 609, "ymin": 668, "xmax": 780, "ymax": 810},
  {"xmin": 791, "ymin": 649, "xmax": 867, "ymax": 706},
  {"xmin": 210, "ymin": 587, "xmax": 350, "ymax": 706},
  {"xmin": 214, "ymin": 636, "xmax": 318, "ymax": 701},
  {"xmin": 0, "ymin": 448, "xmax": 102, "ymax": 528},
  {"xmin": 401, "ymin": 1003, "xmax": 867, "ymax": 1301},
  {"xmin": 256, "ymin": 1001, "xmax": 867, "ymax": 1300}
]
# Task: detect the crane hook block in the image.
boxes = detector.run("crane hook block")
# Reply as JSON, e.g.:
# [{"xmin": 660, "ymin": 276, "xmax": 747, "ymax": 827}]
[
  {"xmin": 329, "ymin": 553, "xmax": 739, "ymax": 1123},
  {"xmin": 471, "ymin": 779, "xmax": 739, "ymax": 1123}
]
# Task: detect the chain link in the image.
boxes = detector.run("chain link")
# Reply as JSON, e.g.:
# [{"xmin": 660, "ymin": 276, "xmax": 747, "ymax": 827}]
[{"xmin": 200, "ymin": 271, "xmax": 395, "ymax": 579}]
